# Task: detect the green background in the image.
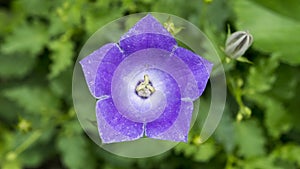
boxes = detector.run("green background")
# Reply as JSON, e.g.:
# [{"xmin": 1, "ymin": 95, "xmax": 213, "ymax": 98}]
[{"xmin": 1, "ymin": 0, "xmax": 300, "ymax": 168}]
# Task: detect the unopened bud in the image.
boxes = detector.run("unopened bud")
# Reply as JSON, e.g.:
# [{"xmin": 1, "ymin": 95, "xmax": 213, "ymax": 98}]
[{"xmin": 225, "ymin": 31, "xmax": 253, "ymax": 59}]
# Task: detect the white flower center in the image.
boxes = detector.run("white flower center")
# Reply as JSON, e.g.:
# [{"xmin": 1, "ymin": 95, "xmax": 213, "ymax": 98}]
[{"xmin": 135, "ymin": 74, "xmax": 155, "ymax": 98}]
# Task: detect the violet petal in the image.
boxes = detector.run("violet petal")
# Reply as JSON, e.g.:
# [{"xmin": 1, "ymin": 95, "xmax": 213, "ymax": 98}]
[
  {"xmin": 120, "ymin": 14, "xmax": 173, "ymax": 40},
  {"xmin": 94, "ymin": 44, "xmax": 124, "ymax": 98},
  {"xmin": 120, "ymin": 34, "xmax": 177, "ymax": 56},
  {"xmin": 174, "ymin": 47, "xmax": 213, "ymax": 96},
  {"xmin": 145, "ymin": 101, "xmax": 193, "ymax": 142},
  {"xmin": 143, "ymin": 70, "xmax": 182, "ymax": 137},
  {"xmin": 119, "ymin": 14, "xmax": 176, "ymax": 55},
  {"xmin": 96, "ymin": 99, "xmax": 144, "ymax": 143},
  {"xmin": 79, "ymin": 43, "xmax": 115, "ymax": 98}
]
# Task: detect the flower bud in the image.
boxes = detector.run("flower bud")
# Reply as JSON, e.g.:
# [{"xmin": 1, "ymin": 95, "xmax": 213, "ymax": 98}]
[{"xmin": 225, "ymin": 31, "xmax": 253, "ymax": 59}]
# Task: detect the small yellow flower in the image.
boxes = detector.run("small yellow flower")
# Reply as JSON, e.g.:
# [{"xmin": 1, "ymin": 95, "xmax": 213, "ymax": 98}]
[
  {"xmin": 18, "ymin": 118, "xmax": 31, "ymax": 132},
  {"xmin": 164, "ymin": 17, "xmax": 184, "ymax": 36},
  {"xmin": 192, "ymin": 135, "xmax": 203, "ymax": 145}
]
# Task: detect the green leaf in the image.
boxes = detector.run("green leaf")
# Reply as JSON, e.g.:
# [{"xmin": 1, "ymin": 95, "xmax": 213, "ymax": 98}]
[
  {"xmin": 242, "ymin": 156, "xmax": 284, "ymax": 169},
  {"xmin": 193, "ymin": 141, "xmax": 217, "ymax": 162},
  {"xmin": 204, "ymin": 0, "xmax": 231, "ymax": 32},
  {"xmin": 49, "ymin": 68, "xmax": 72, "ymax": 101},
  {"xmin": 174, "ymin": 141, "xmax": 217, "ymax": 162},
  {"xmin": 152, "ymin": 0, "xmax": 194, "ymax": 18},
  {"xmin": 245, "ymin": 92, "xmax": 293, "ymax": 138},
  {"xmin": 83, "ymin": 7, "xmax": 123, "ymax": 36},
  {"xmin": 0, "ymin": 128, "xmax": 14, "ymax": 159},
  {"xmin": 55, "ymin": 1, "xmax": 83, "ymax": 26},
  {"xmin": 19, "ymin": 150, "xmax": 45, "ymax": 168},
  {"xmin": 244, "ymin": 57, "xmax": 294, "ymax": 138},
  {"xmin": 287, "ymin": 82, "xmax": 300, "ymax": 132},
  {"xmin": 15, "ymin": 0, "xmax": 59, "ymax": 17},
  {"xmin": 0, "ymin": 10, "xmax": 14, "ymax": 35},
  {"xmin": 57, "ymin": 136, "xmax": 93, "ymax": 169},
  {"xmin": 272, "ymin": 144, "xmax": 300, "ymax": 167},
  {"xmin": 48, "ymin": 36, "xmax": 74, "ymax": 79},
  {"xmin": 174, "ymin": 142, "xmax": 198, "ymax": 157},
  {"xmin": 57, "ymin": 120, "xmax": 96, "ymax": 169},
  {"xmin": 252, "ymin": 0, "xmax": 300, "ymax": 22},
  {"xmin": 236, "ymin": 56, "xmax": 253, "ymax": 64},
  {"xmin": 0, "ymin": 95, "xmax": 22, "ymax": 123},
  {"xmin": 264, "ymin": 98, "xmax": 292, "ymax": 138},
  {"xmin": 0, "ymin": 53, "xmax": 35, "ymax": 79},
  {"xmin": 1, "ymin": 21, "xmax": 49, "ymax": 57},
  {"xmin": 214, "ymin": 108, "xmax": 236, "ymax": 153},
  {"xmin": 2, "ymin": 160, "xmax": 22, "ymax": 169},
  {"xmin": 269, "ymin": 64, "xmax": 299, "ymax": 101},
  {"xmin": 3, "ymin": 86, "xmax": 60, "ymax": 115},
  {"xmin": 245, "ymin": 55, "xmax": 279, "ymax": 93},
  {"xmin": 233, "ymin": 0, "xmax": 300, "ymax": 65},
  {"xmin": 235, "ymin": 120, "xmax": 266, "ymax": 158}
]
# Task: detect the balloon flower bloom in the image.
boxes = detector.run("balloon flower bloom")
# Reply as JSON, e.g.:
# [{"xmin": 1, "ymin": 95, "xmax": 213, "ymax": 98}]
[{"xmin": 80, "ymin": 14, "xmax": 213, "ymax": 144}]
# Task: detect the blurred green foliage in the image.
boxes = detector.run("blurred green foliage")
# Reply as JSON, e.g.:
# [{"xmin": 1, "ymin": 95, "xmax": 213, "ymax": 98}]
[{"xmin": 0, "ymin": 0, "xmax": 300, "ymax": 168}]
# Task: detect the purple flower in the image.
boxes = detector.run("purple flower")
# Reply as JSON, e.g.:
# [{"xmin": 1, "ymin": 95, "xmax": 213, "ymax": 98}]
[{"xmin": 80, "ymin": 14, "xmax": 213, "ymax": 144}]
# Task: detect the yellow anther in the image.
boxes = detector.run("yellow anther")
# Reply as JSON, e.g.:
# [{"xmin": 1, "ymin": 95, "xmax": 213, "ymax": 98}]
[
  {"xmin": 147, "ymin": 85, "xmax": 156, "ymax": 93},
  {"xmin": 135, "ymin": 84, "xmax": 146, "ymax": 92},
  {"xmin": 143, "ymin": 74, "xmax": 150, "ymax": 84}
]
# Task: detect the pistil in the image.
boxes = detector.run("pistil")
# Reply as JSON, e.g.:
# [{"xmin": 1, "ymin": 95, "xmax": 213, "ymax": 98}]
[{"xmin": 135, "ymin": 74, "xmax": 155, "ymax": 98}]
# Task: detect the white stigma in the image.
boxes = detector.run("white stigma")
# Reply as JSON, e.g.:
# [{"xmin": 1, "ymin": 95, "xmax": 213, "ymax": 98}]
[{"xmin": 135, "ymin": 74, "xmax": 155, "ymax": 98}]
